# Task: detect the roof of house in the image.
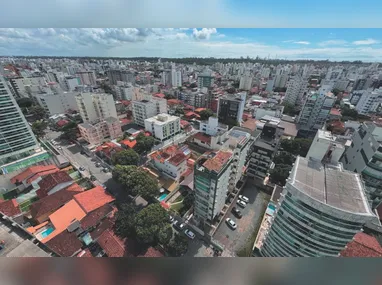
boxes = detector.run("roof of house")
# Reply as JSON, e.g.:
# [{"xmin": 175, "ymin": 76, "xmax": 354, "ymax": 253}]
[
  {"xmin": 195, "ymin": 107, "xmax": 206, "ymax": 113},
  {"xmin": 0, "ymin": 199, "xmax": 21, "ymax": 217},
  {"xmin": 242, "ymin": 117, "xmax": 257, "ymax": 131},
  {"xmin": 138, "ymin": 247, "xmax": 164, "ymax": 257},
  {"xmin": 80, "ymin": 204, "xmax": 114, "ymax": 230},
  {"xmin": 168, "ymin": 152, "xmax": 187, "ymax": 166},
  {"xmin": 120, "ymin": 100, "xmax": 131, "ymax": 106},
  {"xmin": 185, "ymin": 111, "xmax": 200, "ymax": 118},
  {"xmin": 95, "ymin": 142, "xmax": 123, "ymax": 156},
  {"xmin": 97, "ymin": 229, "xmax": 131, "ymax": 257},
  {"xmin": 340, "ymin": 232, "xmax": 382, "ymax": 257},
  {"xmin": 192, "ymin": 132, "xmax": 211, "ymax": 144},
  {"xmin": 120, "ymin": 139, "xmax": 137, "ymax": 149},
  {"xmin": 11, "ymin": 165, "xmax": 59, "ymax": 184},
  {"xmin": 167, "ymin": 99, "xmax": 182, "ymax": 105},
  {"xmin": 30, "ymin": 183, "xmax": 84, "ymax": 221},
  {"xmin": 56, "ymin": 119, "xmax": 69, "ymax": 127},
  {"xmin": 90, "ymin": 218, "xmax": 114, "ymax": 240},
  {"xmin": 203, "ymin": 151, "xmax": 233, "ymax": 173},
  {"xmin": 330, "ymin": 108, "xmax": 342, "ymax": 116},
  {"xmin": 180, "ymin": 120, "xmax": 190, "ymax": 127},
  {"xmin": 26, "ymin": 167, "xmax": 60, "ymax": 184},
  {"xmin": 154, "ymin": 93, "xmax": 166, "ymax": 98},
  {"xmin": 74, "ymin": 186, "xmax": 115, "ymax": 214},
  {"xmin": 42, "ymin": 200, "xmax": 87, "ymax": 243},
  {"xmin": 77, "ymin": 248, "xmax": 93, "ymax": 257},
  {"xmin": 45, "ymin": 230, "xmax": 82, "ymax": 257},
  {"xmin": 37, "ymin": 171, "xmax": 73, "ymax": 198}
]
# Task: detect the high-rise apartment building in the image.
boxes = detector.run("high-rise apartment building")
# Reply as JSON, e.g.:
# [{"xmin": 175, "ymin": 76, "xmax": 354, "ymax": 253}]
[
  {"xmin": 144, "ymin": 114, "xmax": 181, "ymax": 141},
  {"xmin": 260, "ymin": 141, "xmax": 376, "ymax": 257},
  {"xmin": 239, "ymin": 75, "xmax": 253, "ymax": 91},
  {"xmin": 297, "ymin": 91, "xmax": 335, "ymax": 130},
  {"xmin": 353, "ymin": 88, "xmax": 382, "ymax": 115},
  {"xmin": 76, "ymin": 71, "xmax": 97, "ymax": 86},
  {"xmin": 197, "ymin": 70, "xmax": 214, "ymax": 88},
  {"xmin": 217, "ymin": 92, "xmax": 246, "ymax": 126},
  {"xmin": 75, "ymin": 93, "xmax": 117, "ymax": 123},
  {"xmin": 171, "ymin": 69, "xmax": 182, "ymax": 87},
  {"xmin": 0, "ymin": 77, "xmax": 39, "ymax": 167},
  {"xmin": 283, "ymin": 76, "xmax": 308, "ymax": 106},
  {"xmin": 8, "ymin": 76, "xmax": 47, "ymax": 98},
  {"xmin": 132, "ymin": 97, "xmax": 167, "ymax": 126}
]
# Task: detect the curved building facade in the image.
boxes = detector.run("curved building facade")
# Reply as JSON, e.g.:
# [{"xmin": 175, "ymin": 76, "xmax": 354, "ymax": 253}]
[{"xmin": 261, "ymin": 156, "xmax": 376, "ymax": 257}]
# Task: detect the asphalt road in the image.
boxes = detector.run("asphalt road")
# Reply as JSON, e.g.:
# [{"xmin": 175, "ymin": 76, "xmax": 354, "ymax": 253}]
[{"xmin": 213, "ymin": 181, "xmax": 270, "ymax": 255}]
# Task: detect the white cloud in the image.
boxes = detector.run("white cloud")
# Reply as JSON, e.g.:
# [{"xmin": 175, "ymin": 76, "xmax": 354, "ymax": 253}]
[
  {"xmin": 282, "ymin": 40, "xmax": 295, "ymax": 43},
  {"xmin": 318, "ymin": 40, "xmax": 347, "ymax": 46},
  {"xmin": 192, "ymin": 28, "xmax": 217, "ymax": 40},
  {"xmin": 293, "ymin": 41, "xmax": 310, "ymax": 45},
  {"xmin": 216, "ymin": 34, "xmax": 226, "ymax": 38},
  {"xmin": 353, "ymin": 38, "xmax": 380, "ymax": 45}
]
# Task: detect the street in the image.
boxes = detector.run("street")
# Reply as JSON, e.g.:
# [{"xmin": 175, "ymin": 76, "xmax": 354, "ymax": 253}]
[{"xmin": 213, "ymin": 180, "xmax": 270, "ymax": 255}]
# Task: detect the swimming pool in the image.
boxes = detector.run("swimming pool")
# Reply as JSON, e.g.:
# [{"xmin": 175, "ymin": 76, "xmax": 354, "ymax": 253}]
[
  {"xmin": 158, "ymin": 193, "xmax": 168, "ymax": 202},
  {"xmin": 268, "ymin": 204, "xmax": 276, "ymax": 211},
  {"xmin": 41, "ymin": 227, "xmax": 54, "ymax": 238}
]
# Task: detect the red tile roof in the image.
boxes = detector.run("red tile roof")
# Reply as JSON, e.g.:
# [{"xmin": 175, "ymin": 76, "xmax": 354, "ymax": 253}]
[
  {"xmin": 95, "ymin": 142, "xmax": 123, "ymax": 156},
  {"xmin": 11, "ymin": 165, "xmax": 58, "ymax": 184},
  {"xmin": 97, "ymin": 229, "xmax": 131, "ymax": 257},
  {"xmin": 74, "ymin": 186, "xmax": 115, "ymax": 214},
  {"xmin": 45, "ymin": 230, "xmax": 82, "ymax": 257},
  {"xmin": 120, "ymin": 139, "xmax": 137, "ymax": 149},
  {"xmin": 203, "ymin": 151, "xmax": 233, "ymax": 173},
  {"xmin": 0, "ymin": 199, "xmax": 20, "ymax": 217},
  {"xmin": 77, "ymin": 248, "xmax": 93, "ymax": 257},
  {"xmin": 185, "ymin": 111, "xmax": 200, "ymax": 118},
  {"xmin": 26, "ymin": 167, "xmax": 61, "ymax": 184},
  {"xmin": 90, "ymin": 219, "xmax": 114, "ymax": 240},
  {"xmin": 340, "ymin": 233, "xmax": 382, "ymax": 257},
  {"xmin": 180, "ymin": 120, "xmax": 190, "ymax": 127},
  {"xmin": 80, "ymin": 204, "xmax": 114, "ymax": 230},
  {"xmin": 330, "ymin": 108, "xmax": 342, "ymax": 116},
  {"xmin": 138, "ymin": 247, "xmax": 164, "ymax": 257},
  {"xmin": 242, "ymin": 118, "xmax": 257, "ymax": 131},
  {"xmin": 37, "ymin": 171, "xmax": 73, "ymax": 198},
  {"xmin": 120, "ymin": 100, "xmax": 131, "ymax": 106},
  {"xmin": 168, "ymin": 152, "xmax": 187, "ymax": 166},
  {"xmin": 154, "ymin": 93, "xmax": 166, "ymax": 98},
  {"xmin": 192, "ymin": 132, "xmax": 211, "ymax": 144},
  {"xmin": 57, "ymin": 119, "xmax": 69, "ymax": 127},
  {"xmin": 167, "ymin": 99, "xmax": 182, "ymax": 105},
  {"xmin": 194, "ymin": 107, "xmax": 206, "ymax": 113},
  {"xmin": 30, "ymin": 183, "xmax": 84, "ymax": 222}
]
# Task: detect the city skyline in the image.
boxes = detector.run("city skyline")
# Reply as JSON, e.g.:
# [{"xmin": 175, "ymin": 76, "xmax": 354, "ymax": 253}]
[{"xmin": 1, "ymin": 28, "xmax": 382, "ymax": 61}]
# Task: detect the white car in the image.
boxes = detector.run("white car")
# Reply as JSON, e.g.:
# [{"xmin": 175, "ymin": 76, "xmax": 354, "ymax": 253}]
[
  {"xmin": 226, "ymin": 218, "xmax": 237, "ymax": 230},
  {"xmin": 184, "ymin": 229, "xmax": 195, "ymax": 240},
  {"xmin": 237, "ymin": 200, "xmax": 247, "ymax": 208},
  {"xmin": 238, "ymin": 195, "xmax": 249, "ymax": 203},
  {"xmin": 169, "ymin": 215, "xmax": 174, "ymax": 223},
  {"xmin": 57, "ymin": 146, "xmax": 62, "ymax": 150}
]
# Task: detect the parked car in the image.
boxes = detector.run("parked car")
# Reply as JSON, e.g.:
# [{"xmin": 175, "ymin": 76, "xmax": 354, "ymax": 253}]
[
  {"xmin": 231, "ymin": 207, "xmax": 243, "ymax": 218},
  {"xmin": 102, "ymin": 168, "xmax": 109, "ymax": 173},
  {"xmin": 57, "ymin": 146, "xmax": 62, "ymax": 150},
  {"xmin": 238, "ymin": 195, "xmax": 249, "ymax": 203},
  {"xmin": 226, "ymin": 218, "xmax": 237, "ymax": 230},
  {"xmin": 173, "ymin": 220, "xmax": 186, "ymax": 231},
  {"xmin": 95, "ymin": 162, "xmax": 101, "ymax": 167},
  {"xmin": 169, "ymin": 215, "xmax": 174, "ymax": 223},
  {"xmin": 184, "ymin": 229, "xmax": 195, "ymax": 240},
  {"xmin": 79, "ymin": 166, "xmax": 85, "ymax": 171},
  {"xmin": 237, "ymin": 200, "xmax": 247, "ymax": 208}
]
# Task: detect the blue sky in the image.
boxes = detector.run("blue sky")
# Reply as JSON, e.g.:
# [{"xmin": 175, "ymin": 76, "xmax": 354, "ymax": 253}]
[{"xmin": 1, "ymin": 28, "xmax": 382, "ymax": 61}]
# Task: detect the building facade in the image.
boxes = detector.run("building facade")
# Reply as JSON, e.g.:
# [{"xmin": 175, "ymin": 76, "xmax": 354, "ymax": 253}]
[
  {"xmin": 0, "ymin": 76, "xmax": 39, "ymax": 166},
  {"xmin": 283, "ymin": 76, "xmax": 308, "ymax": 106},
  {"xmin": 217, "ymin": 92, "xmax": 246, "ymax": 126},
  {"xmin": 76, "ymin": 71, "xmax": 97, "ymax": 86},
  {"xmin": 75, "ymin": 93, "xmax": 117, "ymax": 123},
  {"xmin": 132, "ymin": 97, "xmax": 167, "ymax": 126},
  {"xmin": 354, "ymin": 88, "xmax": 382, "ymax": 115},
  {"xmin": 239, "ymin": 75, "xmax": 253, "ymax": 91},
  {"xmin": 144, "ymin": 114, "xmax": 181, "ymax": 141}
]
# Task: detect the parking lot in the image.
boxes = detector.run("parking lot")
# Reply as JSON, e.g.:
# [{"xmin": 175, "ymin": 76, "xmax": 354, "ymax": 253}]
[{"xmin": 213, "ymin": 180, "xmax": 270, "ymax": 256}]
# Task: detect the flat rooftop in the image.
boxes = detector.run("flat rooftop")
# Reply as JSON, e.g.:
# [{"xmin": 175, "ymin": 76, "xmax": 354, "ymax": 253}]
[
  {"xmin": 202, "ymin": 150, "xmax": 233, "ymax": 173},
  {"xmin": 291, "ymin": 157, "xmax": 374, "ymax": 215}
]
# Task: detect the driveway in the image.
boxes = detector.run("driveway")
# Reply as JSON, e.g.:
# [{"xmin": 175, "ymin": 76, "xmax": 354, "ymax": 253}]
[{"xmin": 213, "ymin": 180, "xmax": 270, "ymax": 255}]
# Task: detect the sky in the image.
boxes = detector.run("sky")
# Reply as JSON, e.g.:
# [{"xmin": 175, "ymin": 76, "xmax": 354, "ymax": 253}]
[{"xmin": 1, "ymin": 28, "xmax": 382, "ymax": 61}]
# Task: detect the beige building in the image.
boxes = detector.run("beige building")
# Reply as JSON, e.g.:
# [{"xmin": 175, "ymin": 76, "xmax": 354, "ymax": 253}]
[{"xmin": 78, "ymin": 117, "xmax": 122, "ymax": 146}]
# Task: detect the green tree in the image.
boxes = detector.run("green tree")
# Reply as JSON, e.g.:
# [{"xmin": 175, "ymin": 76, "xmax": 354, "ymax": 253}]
[
  {"xmin": 114, "ymin": 204, "xmax": 138, "ymax": 238},
  {"xmin": 167, "ymin": 234, "xmax": 188, "ymax": 257},
  {"xmin": 273, "ymin": 151, "xmax": 296, "ymax": 166},
  {"xmin": 135, "ymin": 204, "xmax": 170, "ymax": 245},
  {"xmin": 16, "ymin": 98, "xmax": 33, "ymax": 108},
  {"xmin": 341, "ymin": 107, "xmax": 358, "ymax": 120},
  {"xmin": 29, "ymin": 105, "xmax": 47, "ymax": 120},
  {"xmin": 134, "ymin": 133, "xmax": 155, "ymax": 154},
  {"xmin": 280, "ymin": 138, "xmax": 312, "ymax": 157},
  {"xmin": 282, "ymin": 103, "xmax": 298, "ymax": 116},
  {"xmin": 189, "ymin": 82, "xmax": 197, "ymax": 88},
  {"xmin": 112, "ymin": 149, "xmax": 139, "ymax": 166},
  {"xmin": 199, "ymin": 109, "xmax": 214, "ymax": 121},
  {"xmin": 112, "ymin": 165, "xmax": 159, "ymax": 199},
  {"xmin": 332, "ymin": 88, "xmax": 341, "ymax": 96},
  {"xmin": 60, "ymin": 121, "xmax": 78, "ymax": 141},
  {"xmin": 31, "ymin": 121, "xmax": 48, "ymax": 138},
  {"xmin": 269, "ymin": 164, "xmax": 292, "ymax": 186}
]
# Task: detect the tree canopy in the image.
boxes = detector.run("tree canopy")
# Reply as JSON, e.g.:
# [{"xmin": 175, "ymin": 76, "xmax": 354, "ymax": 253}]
[
  {"xmin": 331, "ymin": 88, "xmax": 341, "ymax": 96},
  {"xmin": 134, "ymin": 133, "xmax": 155, "ymax": 154},
  {"xmin": 31, "ymin": 121, "xmax": 48, "ymax": 138},
  {"xmin": 270, "ymin": 164, "xmax": 292, "ymax": 186},
  {"xmin": 167, "ymin": 234, "xmax": 188, "ymax": 257},
  {"xmin": 60, "ymin": 121, "xmax": 78, "ymax": 141},
  {"xmin": 29, "ymin": 105, "xmax": 47, "ymax": 120},
  {"xmin": 114, "ymin": 204, "xmax": 138, "ymax": 238},
  {"xmin": 280, "ymin": 138, "xmax": 313, "ymax": 157},
  {"xmin": 341, "ymin": 107, "xmax": 358, "ymax": 120},
  {"xmin": 282, "ymin": 103, "xmax": 298, "ymax": 116},
  {"xmin": 199, "ymin": 109, "xmax": 214, "ymax": 121},
  {"xmin": 112, "ymin": 165, "xmax": 159, "ymax": 200},
  {"xmin": 112, "ymin": 149, "xmax": 139, "ymax": 166},
  {"xmin": 273, "ymin": 151, "xmax": 296, "ymax": 166},
  {"xmin": 16, "ymin": 98, "xmax": 34, "ymax": 108}
]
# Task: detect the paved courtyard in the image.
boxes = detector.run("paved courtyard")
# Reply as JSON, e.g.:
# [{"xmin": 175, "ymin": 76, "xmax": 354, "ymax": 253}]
[{"xmin": 213, "ymin": 180, "xmax": 270, "ymax": 255}]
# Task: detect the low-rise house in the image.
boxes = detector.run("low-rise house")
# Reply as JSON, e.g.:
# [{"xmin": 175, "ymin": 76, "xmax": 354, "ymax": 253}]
[
  {"xmin": 11, "ymin": 165, "xmax": 60, "ymax": 190},
  {"xmin": 36, "ymin": 171, "xmax": 74, "ymax": 199}
]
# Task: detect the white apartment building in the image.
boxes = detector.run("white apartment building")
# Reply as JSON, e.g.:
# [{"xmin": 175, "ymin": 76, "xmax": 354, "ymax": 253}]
[
  {"xmin": 274, "ymin": 72, "xmax": 289, "ymax": 89},
  {"xmin": 260, "ymin": 156, "xmax": 376, "ymax": 257},
  {"xmin": 260, "ymin": 68, "xmax": 270, "ymax": 78},
  {"xmin": 199, "ymin": 117, "xmax": 228, "ymax": 136},
  {"xmin": 297, "ymin": 91, "xmax": 336, "ymax": 130},
  {"xmin": 78, "ymin": 117, "xmax": 122, "ymax": 146},
  {"xmin": 75, "ymin": 93, "xmax": 117, "ymax": 123},
  {"xmin": 239, "ymin": 75, "xmax": 253, "ymax": 91},
  {"xmin": 76, "ymin": 71, "xmax": 97, "ymax": 86},
  {"xmin": 9, "ymin": 77, "xmax": 47, "ymax": 98},
  {"xmin": 62, "ymin": 76, "xmax": 80, "ymax": 91},
  {"xmin": 144, "ymin": 113, "xmax": 181, "ymax": 141},
  {"xmin": 194, "ymin": 150, "xmax": 233, "ymax": 225},
  {"xmin": 283, "ymin": 76, "xmax": 308, "ymax": 106},
  {"xmin": 35, "ymin": 89, "xmax": 78, "ymax": 116},
  {"xmin": 171, "ymin": 69, "xmax": 182, "ymax": 87},
  {"xmin": 354, "ymin": 88, "xmax": 382, "ymax": 115},
  {"xmin": 115, "ymin": 81, "xmax": 134, "ymax": 100},
  {"xmin": 266, "ymin": 78, "xmax": 275, "ymax": 92},
  {"xmin": 132, "ymin": 97, "xmax": 167, "ymax": 126},
  {"xmin": 0, "ymin": 77, "xmax": 39, "ymax": 166}
]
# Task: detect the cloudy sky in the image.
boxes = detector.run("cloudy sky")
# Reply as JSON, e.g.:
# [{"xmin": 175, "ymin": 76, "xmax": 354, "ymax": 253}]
[{"xmin": 1, "ymin": 28, "xmax": 382, "ymax": 61}]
